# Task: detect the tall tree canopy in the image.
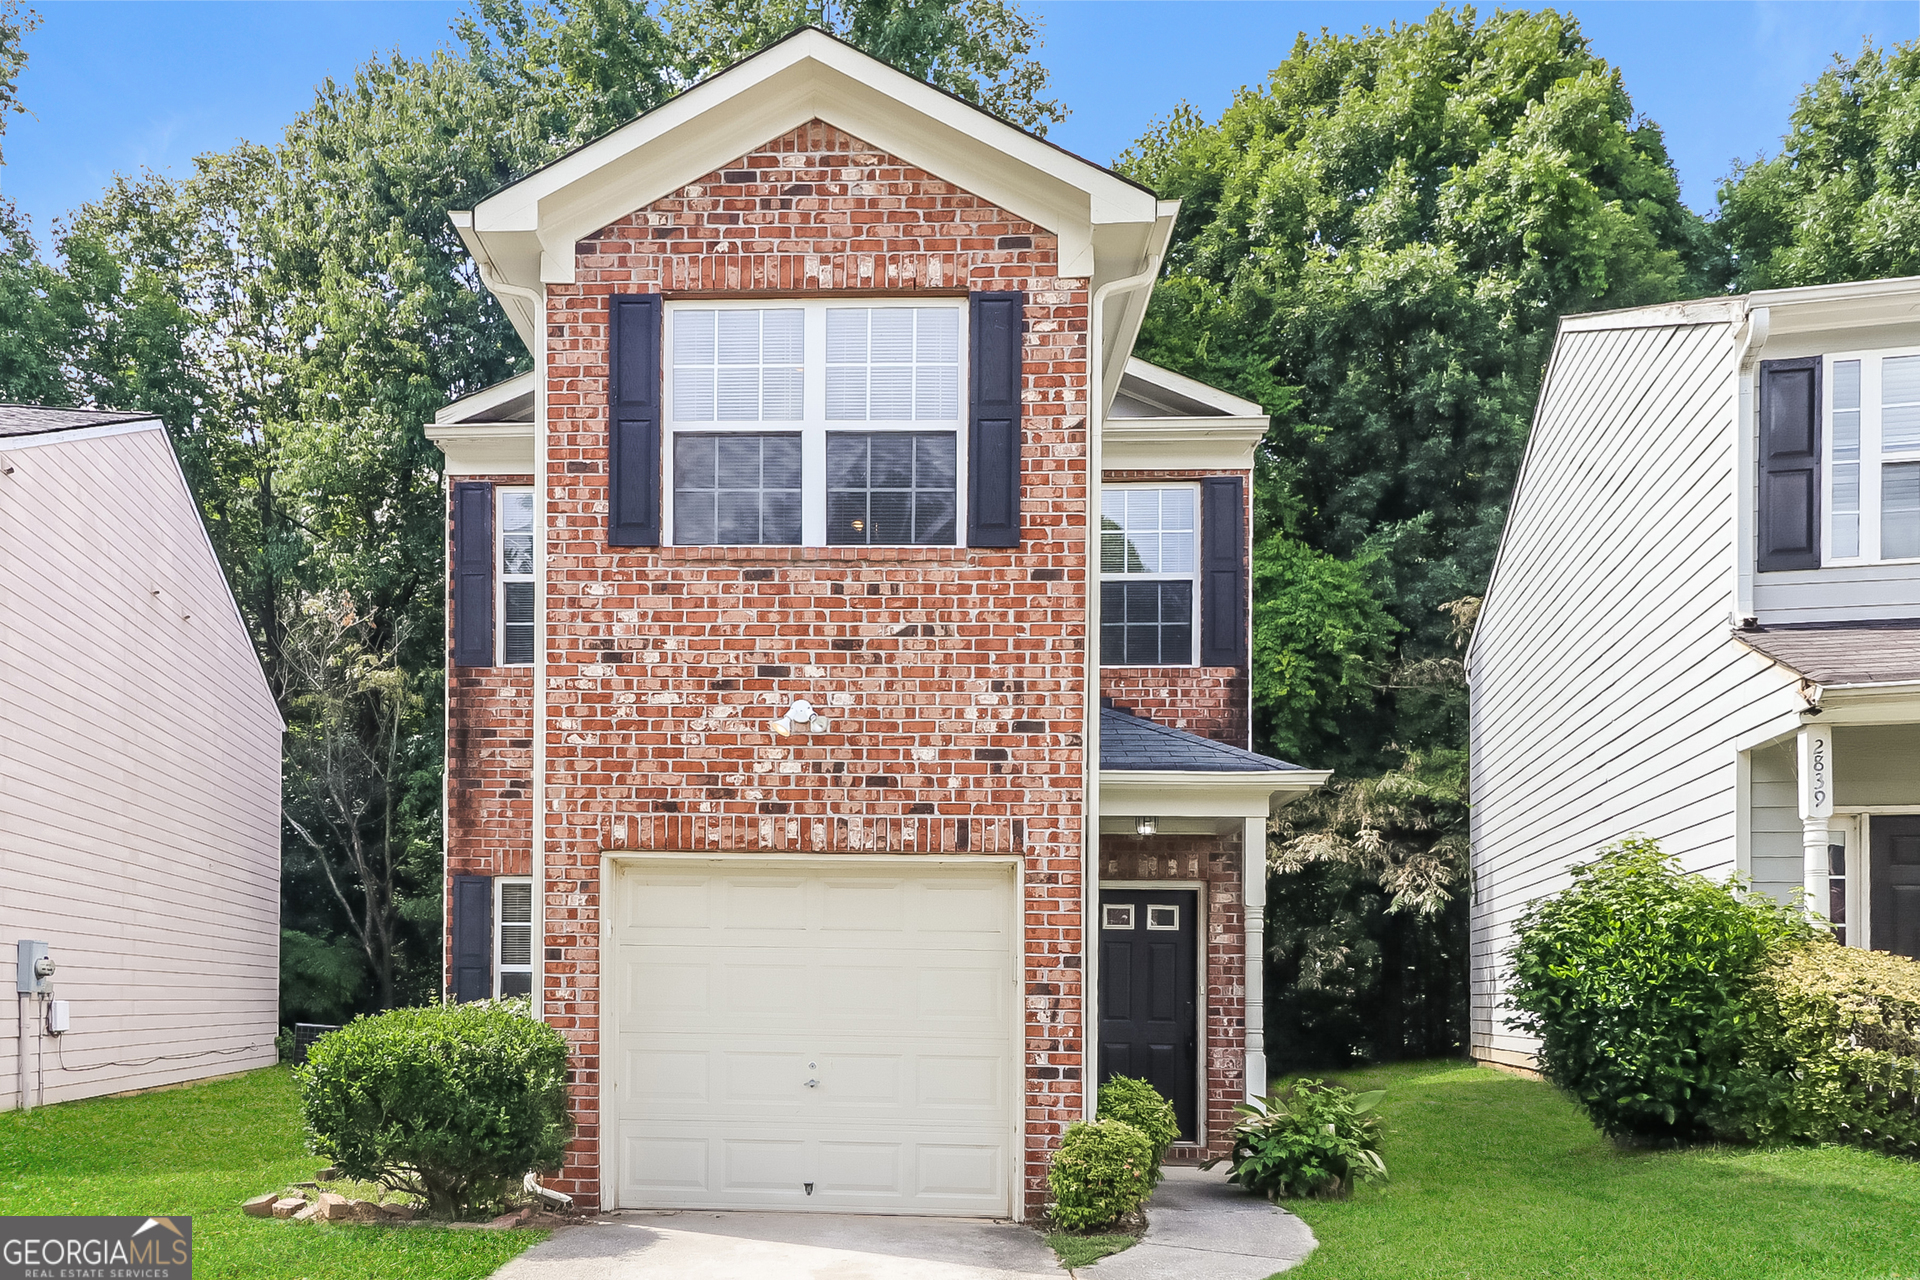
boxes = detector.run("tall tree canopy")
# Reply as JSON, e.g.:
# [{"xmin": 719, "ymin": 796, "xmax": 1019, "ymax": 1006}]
[
  {"xmin": 1119, "ymin": 5, "xmax": 1719, "ymax": 770},
  {"xmin": 1720, "ymin": 40, "xmax": 1920, "ymax": 290}
]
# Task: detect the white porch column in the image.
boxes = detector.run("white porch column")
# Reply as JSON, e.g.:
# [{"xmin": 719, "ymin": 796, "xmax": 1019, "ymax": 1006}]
[
  {"xmin": 1242, "ymin": 814, "xmax": 1268, "ymax": 1102},
  {"xmin": 1797, "ymin": 724, "xmax": 1834, "ymax": 917}
]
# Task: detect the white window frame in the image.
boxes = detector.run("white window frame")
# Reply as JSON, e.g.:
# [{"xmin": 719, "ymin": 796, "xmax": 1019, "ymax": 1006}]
[
  {"xmin": 497, "ymin": 486, "xmax": 535, "ymax": 666},
  {"xmin": 1099, "ymin": 482, "xmax": 1203, "ymax": 668},
  {"xmin": 495, "ymin": 876, "xmax": 534, "ymax": 998},
  {"xmin": 661, "ymin": 297, "xmax": 970, "ymax": 548},
  {"xmin": 1823, "ymin": 346, "xmax": 1920, "ymax": 566}
]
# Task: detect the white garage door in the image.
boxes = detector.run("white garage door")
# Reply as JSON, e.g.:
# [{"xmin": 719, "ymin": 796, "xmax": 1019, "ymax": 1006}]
[{"xmin": 608, "ymin": 858, "xmax": 1018, "ymax": 1215}]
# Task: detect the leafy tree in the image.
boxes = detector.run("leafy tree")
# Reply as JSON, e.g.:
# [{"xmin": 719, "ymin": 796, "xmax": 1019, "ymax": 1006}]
[
  {"xmin": 0, "ymin": 0, "xmax": 32, "ymax": 163},
  {"xmin": 1120, "ymin": 5, "xmax": 1720, "ymax": 769},
  {"xmin": 1720, "ymin": 39, "xmax": 1920, "ymax": 290}
]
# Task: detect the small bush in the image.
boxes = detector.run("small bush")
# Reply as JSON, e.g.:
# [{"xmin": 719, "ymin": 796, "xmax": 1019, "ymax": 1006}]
[
  {"xmin": 296, "ymin": 999, "xmax": 572, "ymax": 1219},
  {"xmin": 1097, "ymin": 1076, "xmax": 1179, "ymax": 1183},
  {"xmin": 1735, "ymin": 941, "xmax": 1920, "ymax": 1155},
  {"xmin": 1506, "ymin": 838, "xmax": 1811, "ymax": 1142},
  {"xmin": 1047, "ymin": 1119, "xmax": 1155, "ymax": 1231},
  {"xmin": 1205, "ymin": 1079, "xmax": 1386, "ymax": 1200}
]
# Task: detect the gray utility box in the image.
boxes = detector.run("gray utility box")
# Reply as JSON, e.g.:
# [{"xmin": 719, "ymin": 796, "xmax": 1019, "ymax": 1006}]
[{"xmin": 16, "ymin": 940, "xmax": 53, "ymax": 995}]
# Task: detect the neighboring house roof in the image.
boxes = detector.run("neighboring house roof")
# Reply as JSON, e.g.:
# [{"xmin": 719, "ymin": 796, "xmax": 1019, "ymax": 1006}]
[
  {"xmin": 0, "ymin": 404, "xmax": 155, "ymax": 437},
  {"xmin": 1099, "ymin": 705, "xmax": 1304, "ymax": 773},
  {"xmin": 1734, "ymin": 620, "xmax": 1920, "ymax": 688}
]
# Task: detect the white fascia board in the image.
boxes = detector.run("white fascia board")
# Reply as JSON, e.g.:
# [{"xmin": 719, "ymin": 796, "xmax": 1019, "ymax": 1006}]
[
  {"xmin": 1099, "ymin": 770, "xmax": 1332, "ymax": 819},
  {"xmin": 471, "ymin": 31, "xmax": 1161, "ymax": 287},
  {"xmin": 435, "ymin": 371, "xmax": 538, "ymax": 425},
  {"xmin": 0, "ymin": 417, "xmax": 163, "ymax": 451},
  {"xmin": 1810, "ymin": 682, "xmax": 1920, "ymax": 726},
  {"xmin": 1557, "ymin": 297, "xmax": 1746, "ymax": 333},
  {"xmin": 1101, "ymin": 418, "xmax": 1268, "ymax": 472},
  {"xmin": 424, "ymin": 421, "xmax": 536, "ymax": 476},
  {"xmin": 1122, "ymin": 358, "xmax": 1266, "ymax": 418},
  {"xmin": 1748, "ymin": 274, "xmax": 1920, "ymax": 336}
]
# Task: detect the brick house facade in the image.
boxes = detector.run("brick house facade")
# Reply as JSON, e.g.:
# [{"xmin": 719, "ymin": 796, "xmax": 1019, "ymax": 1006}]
[{"xmin": 428, "ymin": 29, "xmax": 1325, "ymax": 1219}]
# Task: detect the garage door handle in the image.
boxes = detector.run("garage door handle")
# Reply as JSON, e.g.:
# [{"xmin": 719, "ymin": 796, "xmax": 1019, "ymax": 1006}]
[{"xmin": 804, "ymin": 1078, "xmax": 819, "ymax": 1088}]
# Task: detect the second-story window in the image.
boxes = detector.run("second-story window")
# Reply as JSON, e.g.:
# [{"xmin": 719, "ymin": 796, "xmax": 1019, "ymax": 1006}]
[
  {"xmin": 498, "ymin": 488, "xmax": 534, "ymax": 665},
  {"xmin": 1100, "ymin": 485, "xmax": 1198, "ymax": 666},
  {"xmin": 664, "ymin": 300, "xmax": 965, "ymax": 547},
  {"xmin": 1825, "ymin": 349, "xmax": 1920, "ymax": 565}
]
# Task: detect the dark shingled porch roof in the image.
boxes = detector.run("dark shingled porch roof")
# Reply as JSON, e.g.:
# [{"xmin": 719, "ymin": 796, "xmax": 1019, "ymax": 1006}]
[
  {"xmin": 0, "ymin": 404, "xmax": 154, "ymax": 438},
  {"xmin": 1734, "ymin": 618, "xmax": 1920, "ymax": 687},
  {"xmin": 1099, "ymin": 704, "xmax": 1305, "ymax": 773}
]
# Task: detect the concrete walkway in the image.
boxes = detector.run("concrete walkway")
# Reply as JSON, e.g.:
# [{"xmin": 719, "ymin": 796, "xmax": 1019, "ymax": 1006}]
[
  {"xmin": 1078, "ymin": 1166, "xmax": 1317, "ymax": 1279},
  {"xmin": 489, "ymin": 1209, "xmax": 1064, "ymax": 1280}
]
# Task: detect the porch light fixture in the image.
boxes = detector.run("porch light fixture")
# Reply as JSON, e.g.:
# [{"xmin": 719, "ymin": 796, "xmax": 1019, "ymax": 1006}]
[
  {"xmin": 772, "ymin": 699, "xmax": 816, "ymax": 736},
  {"xmin": 1136, "ymin": 816, "xmax": 1157, "ymax": 837}
]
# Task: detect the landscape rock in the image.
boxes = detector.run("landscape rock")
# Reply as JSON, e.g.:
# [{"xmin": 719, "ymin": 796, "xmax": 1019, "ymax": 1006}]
[
  {"xmin": 270, "ymin": 1198, "xmax": 306, "ymax": 1220},
  {"xmin": 242, "ymin": 1193, "xmax": 277, "ymax": 1218},
  {"xmin": 312, "ymin": 1193, "xmax": 355, "ymax": 1222},
  {"xmin": 375, "ymin": 1202, "xmax": 416, "ymax": 1222},
  {"xmin": 488, "ymin": 1207, "xmax": 534, "ymax": 1229},
  {"xmin": 291, "ymin": 1203, "xmax": 320, "ymax": 1223}
]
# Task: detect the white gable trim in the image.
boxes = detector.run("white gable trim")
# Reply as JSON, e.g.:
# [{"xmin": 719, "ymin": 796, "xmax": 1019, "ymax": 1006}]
[{"xmin": 0, "ymin": 418, "xmax": 163, "ymax": 452}]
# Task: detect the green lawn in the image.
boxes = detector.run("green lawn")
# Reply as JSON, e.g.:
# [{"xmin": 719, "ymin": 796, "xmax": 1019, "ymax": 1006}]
[
  {"xmin": 0, "ymin": 1067, "xmax": 543, "ymax": 1280},
  {"xmin": 1284, "ymin": 1061, "xmax": 1920, "ymax": 1280}
]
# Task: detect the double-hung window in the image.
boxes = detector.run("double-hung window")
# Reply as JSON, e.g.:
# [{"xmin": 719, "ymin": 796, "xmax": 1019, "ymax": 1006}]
[
  {"xmin": 495, "ymin": 877, "xmax": 533, "ymax": 998},
  {"xmin": 664, "ymin": 300, "xmax": 965, "ymax": 547},
  {"xmin": 498, "ymin": 488, "xmax": 534, "ymax": 665},
  {"xmin": 1100, "ymin": 486, "xmax": 1199, "ymax": 666},
  {"xmin": 1825, "ymin": 349, "xmax": 1920, "ymax": 564}
]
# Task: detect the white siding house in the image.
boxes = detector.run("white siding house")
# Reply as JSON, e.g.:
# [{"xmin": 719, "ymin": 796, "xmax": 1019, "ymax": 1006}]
[
  {"xmin": 1470, "ymin": 279, "xmax": 1920, "ymax": 1069},
  {"xmin": 1, "ymin": 407, "xmax": 283, "ymax": 1109}
]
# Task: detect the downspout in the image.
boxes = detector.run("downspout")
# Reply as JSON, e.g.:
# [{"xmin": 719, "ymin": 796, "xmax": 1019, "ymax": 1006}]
[
  {"xmin": 1082, "ymin": 252, "xmax": 1165, "ymax": 1120},
  {"xmin": 1734, "ymin": 305, "xmax": 1770, "ymax": 626},
  {"xmin": 476, "ymin": 261, "xmax": 548, "ymax": 1024}
]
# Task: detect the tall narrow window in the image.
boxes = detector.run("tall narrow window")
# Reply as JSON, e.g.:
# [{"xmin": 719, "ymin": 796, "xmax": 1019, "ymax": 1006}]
[
  {"xmin": 1100, "ymin": 486, "xmax": 1198, "ymax": 666},
  {"xmin": 1832, "ymin": 360, "xmax": 1861, "ymax": 558},
  {"xmin": 498, "ymin": 489, "xmax": 534, "ymax": 666},
  {"xmin": 1884, "ymin": 355, "xmax": 1920, "ymax": 560},
  {"xmin": 496, "ymin": 878, "xmax": 533, "ymax": 998},
  {"xmin": 1828, "ymin": 841, "xmax": 1848, "ymax": 946}
]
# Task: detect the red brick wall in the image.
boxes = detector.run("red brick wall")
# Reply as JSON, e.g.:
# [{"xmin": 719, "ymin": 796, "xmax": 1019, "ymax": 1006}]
[
  {"xmin": 1098, "ymin": 830, "xmax": 1245, "ymax": 1160},
  {"xmin": 444, "ymin": 474, "xmax": 536, "ymax": 992},
  {"xmin": 535, "ymin": 121, "xmax": 1090, "ymax": 1212},
  {"xmin": 1099, "ymin": 468, "xmax": 1253, "ymax": 747}
]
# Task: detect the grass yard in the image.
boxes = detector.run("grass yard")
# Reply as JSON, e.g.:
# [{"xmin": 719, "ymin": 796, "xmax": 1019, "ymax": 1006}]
[
  {"xmin": 0, "ymin": 1067, "xmax": 543, "ymax": 1280},
  {"xmin": 1285, "ymin": 1061, "xmax": 1920, "ymax": 1280}
]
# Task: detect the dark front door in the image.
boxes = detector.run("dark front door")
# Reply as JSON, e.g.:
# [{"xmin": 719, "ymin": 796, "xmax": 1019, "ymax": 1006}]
[
  {"xmin": 1098, "ymin": 888, "xmax": 1199, "ymax": 1140},
  {"xmin": 1871, "ymin": 815, "xmax": 1920, "ymax": 959}
]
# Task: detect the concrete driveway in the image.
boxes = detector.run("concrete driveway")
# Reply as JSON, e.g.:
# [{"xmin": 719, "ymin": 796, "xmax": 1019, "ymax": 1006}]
[{"xmin": 489, "ymin": 1209, "xmax": 1063, "ymax": 1280}]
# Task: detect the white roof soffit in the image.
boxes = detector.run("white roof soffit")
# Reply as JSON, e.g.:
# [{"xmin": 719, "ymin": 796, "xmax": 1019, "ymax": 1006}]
[
  {"xmin": 458, "ymin": 29, "xmax": 1164, "ymax": 288},
  {"xmin": 1747, "ymin": 274, "xmax": 1920, "ymax": 338},
  {"xmin": 434, "ymin": 371, "xmax": 537, "ymax": 425},
  {"xmin": 1120, "ymin": 359, "xmax": 1265, "ymax": 418},
  {"xmin": 1103, "ymin": 358, "xmax": 1268, "ymax": 469},
  {"xmin": 1099, "ymin": 769, "xmax": 1332, "ymax": 819}
]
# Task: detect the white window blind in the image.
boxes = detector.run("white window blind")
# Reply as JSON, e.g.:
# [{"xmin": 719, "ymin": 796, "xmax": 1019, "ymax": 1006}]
[
  {"xmin": 672, "ymin": 308, "xmax": 804, "ymax": 422},
  {"xmin": 498, "ymin": 489, "xmax": 534, "ymax": 666},
  {"xmin": 497, "ymin": 878, "xmax": 533, "ymax": 998},
  {"xmin": 826, "ymin": 307, "xmax": 960, "ymax": 421}
]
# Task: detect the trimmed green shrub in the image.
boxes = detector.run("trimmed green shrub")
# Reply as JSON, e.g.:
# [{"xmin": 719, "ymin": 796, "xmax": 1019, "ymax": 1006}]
[
  {"xmin": 1735, "ymin": 941, "xmax": 1920, "ymax": 1156},
  {"xmin": 1205, "ymin": 1079, "xmax": 1386, "ymax": 1200},
  {"xmin": 1097, "ymin": 1076, "xmax": 1179, "ymax": 1183},
  {"xmin": 1047, "ymin": 1119, "xmax": 1155, "ymax": 1231},
  {"xmin": 1507, "ymin": 838, "xmax": 1812, "ymax": 1141},
  {"xmin": 296, "ymin": 999, "xmax": 572, "ymax": 1218}
]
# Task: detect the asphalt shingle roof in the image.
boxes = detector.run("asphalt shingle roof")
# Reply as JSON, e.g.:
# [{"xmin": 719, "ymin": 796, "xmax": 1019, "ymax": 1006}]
[
  {"xmin": 0, "ymin": 404, "xmax": 155, "ymax": 438},
  {"xmin": 1734, "ymin": 619, "xmax": 1920, "ymax": 687},
  {"xmin": 1100, "ymin": 705, "xmax": 1305, "ymax": 773}
]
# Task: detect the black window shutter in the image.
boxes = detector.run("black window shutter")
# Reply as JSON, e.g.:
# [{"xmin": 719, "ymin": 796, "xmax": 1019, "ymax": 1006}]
[
  {"xmin": 450, "ymin": 874, "xmax": 494, "ymax": 1002},
  {"xmin": 968, "ymin": 291, "xmax": 1025, "ymax": 547},
  {"xmin": 1759, "ymin": 356, "xmax": 1821, "ymax": 572},
  {"xmin": 452, "ymin": 481, "xmax": 494, "ymax": 666},
  {"xmin": 1200, "ymin": 475, "xmax": 1248, "ymax": 668},
  {"xmin": 609, "ymin": 293, "xmax": 663, "ymax": 547}
]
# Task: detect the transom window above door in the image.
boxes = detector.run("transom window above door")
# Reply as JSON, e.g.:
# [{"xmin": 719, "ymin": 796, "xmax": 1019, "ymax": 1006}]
[
  {"xmin": 664, "ymin": 300, "xmax": 966, "ymax": 547},
  {"xmin": 1825, "ymin": 348, "xmax": 1920, "ymax": 564},
  {"xmin": 1101, "ymin": 485, "xmax": 1199, "ymax": 666}
]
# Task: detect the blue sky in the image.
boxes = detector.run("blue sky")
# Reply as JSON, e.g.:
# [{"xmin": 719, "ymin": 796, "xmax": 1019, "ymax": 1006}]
[{"xmin": 3, "ymin": 1, "xmax": 1917, "ymax": 237}]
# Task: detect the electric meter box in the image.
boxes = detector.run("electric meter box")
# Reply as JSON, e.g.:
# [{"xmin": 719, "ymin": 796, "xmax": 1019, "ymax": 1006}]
[{"xmin": 16, "ymin": 940, "xmax": 53, "ymax": 995}]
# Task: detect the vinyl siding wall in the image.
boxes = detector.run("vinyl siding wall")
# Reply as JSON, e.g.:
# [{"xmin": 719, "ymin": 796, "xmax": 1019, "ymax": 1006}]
[
  {"xmin": 1468, "ymin": 318, "xmax": 1805, "ymax": 1067},
  {"xmin": 0, "ymin": 426, "xmax": 282, "ymax": 1109}
]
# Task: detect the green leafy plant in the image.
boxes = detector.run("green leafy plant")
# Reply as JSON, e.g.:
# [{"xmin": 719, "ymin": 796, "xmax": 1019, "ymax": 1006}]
[
  {"xmin": 1506, "ymin": 838, "xmax": 1812, "ymax": 1142},
  {"xmin": 296, "ymin": 1000, "xmax": 572, "ymax": 1219},
  {"xmin": 1047, "ymin": 1119, "xmax": 1156, "ymax": 1231},
  {"xmin": 1096, "ymin": 1076, "xmax": 1179, "ymax": 1183},
  {"xmin": 1205, "ymin": 1079, "xmax": 1386, "ymax": 1200}
]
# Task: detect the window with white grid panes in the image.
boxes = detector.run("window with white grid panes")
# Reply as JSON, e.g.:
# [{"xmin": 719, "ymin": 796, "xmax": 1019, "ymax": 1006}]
[
  {"xmin": 1100, "ymin": 486, "xmax": 1199, "ymax": 666},
  {"xmin": 1824, "ymin": 349, "xmax": 1920, "ymax": 564},
  {"xmin": 497, "ymin": 488, "xmax": 534, "ymax": 666},
  {"xmin": 664, "ymin": 300, "xmax": 966, "ymax": 547},
  {"xmin": 495, "ymin": 878, "xmax": 533, "ymax": 998}
]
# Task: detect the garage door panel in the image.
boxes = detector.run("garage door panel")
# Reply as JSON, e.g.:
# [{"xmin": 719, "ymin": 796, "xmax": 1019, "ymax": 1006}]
[{"xmin": 612, "ymin": 860, "xmax": 1016, "ymax": 1215}]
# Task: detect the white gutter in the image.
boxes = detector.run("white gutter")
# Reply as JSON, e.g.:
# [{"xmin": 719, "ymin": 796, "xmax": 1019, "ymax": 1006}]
[{"xmin": 1082, "ymin": 249, "xmax": 1168, "ymax": 1121}]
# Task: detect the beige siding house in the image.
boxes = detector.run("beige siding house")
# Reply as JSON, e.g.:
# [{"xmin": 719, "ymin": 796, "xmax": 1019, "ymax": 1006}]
[
  {"xmin": 2, "ymin": 406, "xmax": 282, "ymax": 1109},
  {"xmin": 1471, "ymin": 278, "xmax": 1920, "ymax": 1069}
]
